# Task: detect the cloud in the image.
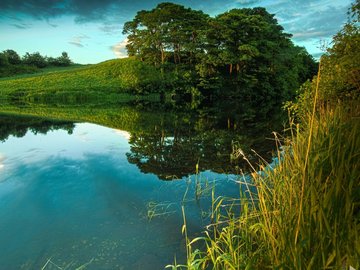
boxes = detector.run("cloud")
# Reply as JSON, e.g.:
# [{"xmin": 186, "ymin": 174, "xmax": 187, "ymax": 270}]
[
  {"xmin": 235, "ymin": 0, "xmax": 261, "ymax": 6},
  {"xmin": 69, "ymin": 41, "xmax": 84, "ymax": 48},
  {"xmin": 114, "ymin": 129, "xmax": 131, "ymax": 140},
  {"xmin": 312, "ymin": 52, "xmax": 325, "ymax": 59},
  {"xmin": 68, "ymin": 34, "xmax": 89, "ymax": 48},
  {"xmin": 47, "ymin": 22, "xmax": 58, "ymax": 28},
  {"xmin": 99, "ymin": 24, "xmax": 122, "ymax": 35},
  {"xmin": 10, "ymin": 22, "xmax": 32, "ymax": 29},
  {"xmin": 110, "ymin": 39, "xmax": 128, "ymax": 59},
  {"xmin": 282, "ymin": 4, "xmax": 350, "ymax": 42},
  {"xmin": 0, "ymin": 0, "xmax": 159, "ymax": 23},
  {"xmin": 5, "ymin": 15, "xmax": 23, "ymax": 21},
  {"xmin": 0, "ymin": 0, "xmax": 353, "ymax": 60},
  {"xmin": 0, "ymin": 154, "xmax": 5, "ymax": 171},
  {"xmin": 292, "ymin": 31, "xmax": 331, "ymax": 40}
]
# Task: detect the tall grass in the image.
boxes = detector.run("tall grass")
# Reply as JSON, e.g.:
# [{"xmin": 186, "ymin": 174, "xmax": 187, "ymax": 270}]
[{"xmin": 168, "ymin": 62, "xmax": 360, "ymax": 269}]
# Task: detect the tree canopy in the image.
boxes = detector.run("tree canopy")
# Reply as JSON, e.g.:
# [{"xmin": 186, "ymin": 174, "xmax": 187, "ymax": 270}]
[
  {"xmin": 123, "ymin": 2, "xmax": 209, "ymax": 66},
  {"xmin": 0, "ymin": 49, "xmax": 74, "ymax": 77},
  {"xmin": 123, "ymin": 3, "xmax": 317, "ymax": 111}
]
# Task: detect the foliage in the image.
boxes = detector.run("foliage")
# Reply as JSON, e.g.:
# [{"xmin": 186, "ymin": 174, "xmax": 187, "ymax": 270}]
[
  {"xmin": 0, "ymin": 49, "xmax": 74, "ymax": 77},
  {"xmin": 123, "ymin": 4, "xmax": 317, "ymax": 106},
  {"xmin": 2, "ymin": 5, "xmax": 317, "ymax": 116},
  {"xmin": 0, "ymin": 52, "xmax": 9, "ymax": 67},
  {"xmin": 22, "ymin": 52, "xmax": 49, "ymax": 68},
  {"xmin": 288, "ymin": 0, "xmax": 360, "ymax": 117},
  {"xmin": 0, "ymin": 64, "xmax": 39, "ymax": 78},
  {"xmin": 170, "ymin": 100, "xmax": 360, "ymax": 269},
  {"xmin": 169, "ymin": 1, "xmax": 360, "ymax": 269},
  {"xmin": 46, "ymin": 52, "xmax": 72, "ymax": 67},
  {"xmin": 3, "ymin": 49, "xmax": 21, "ymax": 65},
  {"xmin": 123, "ymin": 2, "xmax": 209, "ymax": 66}
]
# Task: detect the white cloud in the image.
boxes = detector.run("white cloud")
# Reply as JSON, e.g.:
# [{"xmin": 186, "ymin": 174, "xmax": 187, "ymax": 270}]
[
  {"xmin": 69, "ymin": 34, "xmax": 90, "ymax": 48},
  {"xmin": 293, "ymin": 31, "xmax": 329, "ymax": 40},
  {"xmin": 235, "ymin": 0, "xmax": 260, "ymax": 4},
  {"xmin": 0, "ymin": 154, "xmax": 5, "ymax": 171},
  {"xmin": 114, "ymin": 129, "xmax": 131, "ymax": 140},
  {"xmin": 110, "ymin": 38, "xmax": 128, "ymax": 58}
]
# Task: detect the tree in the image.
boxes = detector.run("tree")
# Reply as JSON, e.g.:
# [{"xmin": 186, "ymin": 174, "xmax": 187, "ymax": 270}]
[
  {"xmin": 56, "ymin": 52, "xmax": 72, "ymax": 66},
  {"xmin": 3, "ymin": 50, "xmax": 21, "ymax": 65},
  {"xmin": 123, "ymin": 4, "xmax": 317, "ymax": 112},
  {"xmin": 46, "ymin": 56, "xmax": 58, "ymax": 66},
  {"xmin": 0, "ymin": 53, "xmax": 9, "ymax": 67},
  {"xmin": 45, "ymin": 52, "xmax": 72, "ymax": 67},
  {"xmin": 22, "ymin": 52, "xmax": 47, "ymax": 68},
  {"xmin": 123, "ymin": 3, "xmax": 209, "ymax": 66},
  {"xmin": 326, "ymin": 2, "xmax": 360, "ymax": 94}
]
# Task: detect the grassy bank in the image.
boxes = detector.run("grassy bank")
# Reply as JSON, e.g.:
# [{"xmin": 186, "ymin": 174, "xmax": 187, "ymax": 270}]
[
  {"xmin": 168, "ymin": 4, "xmax": 360, "ymax": 268},
  {"xmin": 0, "ymin": 57, "xmax": 166, "ymax": 101},
  {"xmin": 167, "ymin": 69, "xmax": 359, "ymax": 270}
]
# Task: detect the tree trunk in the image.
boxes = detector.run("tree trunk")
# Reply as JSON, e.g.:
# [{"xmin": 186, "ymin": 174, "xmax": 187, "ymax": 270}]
[{"xmin": 160, "ymin": 43, "xmax": 165, "ymax": 65}]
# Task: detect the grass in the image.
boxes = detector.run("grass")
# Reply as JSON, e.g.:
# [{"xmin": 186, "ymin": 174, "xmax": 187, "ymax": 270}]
[
  {"xmin": 0, "ymin": 64, "xmax": 87, "ymax": 81},
  {"xmin": 41, "ymin": 258, "xmax": 94, "ymax": 270},
  {"xmin": 147, "ymin": 201, "xmax": 176, "ymax": 221},
  {"xmin": 167, "ymin": 62, "xmax": 360, "ymax": 269},
  {"xmin": 0, "ymin": 57, "xmax": 166, "ymax": 101}
]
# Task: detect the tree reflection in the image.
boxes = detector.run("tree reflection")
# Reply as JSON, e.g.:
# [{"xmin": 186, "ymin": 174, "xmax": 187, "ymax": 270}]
[
  {"xmin": 126, "ymin": 116, "xmax": 277, "ymax": 180},
  {"xmin": 0, "ymin": 114, "xmax": 75, "ymax": 142},
  {"xmin": 0, "ymin": 101, "xmax": 283, "ymax": 180}
]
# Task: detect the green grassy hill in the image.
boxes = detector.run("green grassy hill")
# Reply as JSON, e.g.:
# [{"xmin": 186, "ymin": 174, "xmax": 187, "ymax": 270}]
[{"xmin": 0, "ymin": 58, "xmax": 166, "ymax": 101}]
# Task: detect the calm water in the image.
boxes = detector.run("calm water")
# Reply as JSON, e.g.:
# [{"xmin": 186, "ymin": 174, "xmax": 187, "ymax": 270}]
[{"xmin": 0, "ymin": 109, "xmax": 279, "ymax": 269}]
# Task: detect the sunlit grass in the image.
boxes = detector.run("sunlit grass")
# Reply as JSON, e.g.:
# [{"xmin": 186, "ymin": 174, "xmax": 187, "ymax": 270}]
[
  {"xmin": 168, "ymin": 66, "xmax": 360, "ymax": 269},
  {"xmin": 0, "ymin": 58, "xmax": 166, "ymax": 101},
  {"xmin": 0, "ymin": 64, "xmax": 87, "ymax": 81}
]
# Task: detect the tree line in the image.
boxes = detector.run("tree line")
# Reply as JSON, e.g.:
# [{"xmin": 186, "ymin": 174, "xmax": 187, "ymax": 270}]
[
  {"xmin": 123, "ymin": 3, "xmax": 318, "ymax": 112},
  {"xmin": 0, "ymin": 50, "xmax": 73, "ymax": 77}
]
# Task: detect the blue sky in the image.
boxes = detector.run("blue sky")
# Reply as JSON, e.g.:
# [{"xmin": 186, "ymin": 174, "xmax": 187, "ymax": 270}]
[{"xmin": 0, "ymin": 0, "xmax": 353, "ymax": 64}]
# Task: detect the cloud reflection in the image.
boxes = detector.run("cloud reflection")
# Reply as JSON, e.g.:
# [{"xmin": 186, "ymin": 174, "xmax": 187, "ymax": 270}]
[
  {"xmin": 0, "ymin": 154, "xmax": 5, "ymax": 170},
  {"xmin": 114, "ymin": 129, "xmax": 131, "ymax": 140}
]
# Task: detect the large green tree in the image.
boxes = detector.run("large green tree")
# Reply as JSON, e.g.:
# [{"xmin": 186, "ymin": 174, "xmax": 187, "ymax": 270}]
[
  {"xmin": 123, "ymin": 2, "xmax": 209, "ymax": 67},
  {"xmin": 123, "ymin": 3, "xmax": 317, "ymax": 113}
]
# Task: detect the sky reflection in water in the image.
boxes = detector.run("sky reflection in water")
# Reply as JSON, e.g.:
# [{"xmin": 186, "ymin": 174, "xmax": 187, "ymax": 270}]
[{"xmin": 0, "ymin": 122, "xmax": 238, "ymax": 269}]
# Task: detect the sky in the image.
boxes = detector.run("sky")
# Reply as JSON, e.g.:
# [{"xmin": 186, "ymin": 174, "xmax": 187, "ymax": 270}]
[{"xmin": 0, "ymin": 0, "xmax": 353, "ymax": 64}]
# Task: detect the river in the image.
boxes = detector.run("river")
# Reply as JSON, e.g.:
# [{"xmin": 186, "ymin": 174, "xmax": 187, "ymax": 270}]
[{"xmin": 0, "ymin": 103, "xmax": 282, "ymax": 269}]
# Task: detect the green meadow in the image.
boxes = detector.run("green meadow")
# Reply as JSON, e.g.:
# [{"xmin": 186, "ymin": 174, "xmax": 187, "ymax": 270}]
[{"xmin": 0, "ymin": 58, "xmax": 167, "ymax": 101}]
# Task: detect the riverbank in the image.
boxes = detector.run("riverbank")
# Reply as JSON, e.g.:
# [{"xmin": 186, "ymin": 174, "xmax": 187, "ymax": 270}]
[
  {"xmin": 171, "ymin": 89, "xmax": 359, "ymax": 269},
  {"xmin": 168, "ymin": 6, "xmax": 360, "ymax": 267}
]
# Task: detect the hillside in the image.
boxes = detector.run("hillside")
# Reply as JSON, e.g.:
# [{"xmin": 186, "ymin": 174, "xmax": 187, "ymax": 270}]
[{"xmin": 0, "ymin": 58, "xmax": 165, "ymax": 101}]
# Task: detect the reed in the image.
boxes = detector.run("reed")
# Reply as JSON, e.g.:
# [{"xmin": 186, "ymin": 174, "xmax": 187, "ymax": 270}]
[
  {"xmin": 41, "ymin": 258, "xmax": 94, "ymax": 270},
  {"xmin": 147, "ymin": 201, "xmax": 176, "ymax": 220},
  {"xmin": 168, "ymin": 60, "xmax": 360, "ymax": 268}
]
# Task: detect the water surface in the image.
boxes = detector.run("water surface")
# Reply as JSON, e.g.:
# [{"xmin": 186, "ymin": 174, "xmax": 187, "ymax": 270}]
[{"xmin": 0, "ymin": 109, "xmax": 279, "ymax": 269}]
